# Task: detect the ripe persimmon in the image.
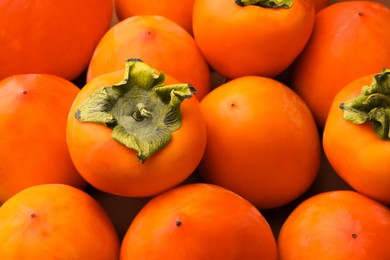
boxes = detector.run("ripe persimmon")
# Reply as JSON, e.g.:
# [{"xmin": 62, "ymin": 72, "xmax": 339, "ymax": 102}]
[
  {"xmin": 291, "ymin": 1, "xmax": 390, "ymax": 128},
  {"xmin": 120, "ymin": 183, "xmax": 278, "ymax": 259},
  {"xmin": 0, "ymin": 184, "xmax": 120, "ymax": 258},
  {"xmin": 323, "ymin": 69, "xmax": 390, "ymax": 205},
  {"xmin": 114, "ymin": 0, "xmax": 195, "ymax": 34},
  {"xmin": 192, "ymin": 0, "xmax": 315, "ymax": 79},
  {"xmin": 67, "ymin": 59, "xmax": 207, "ymax": 197},
  {"xmin": 0, "ymin": 74, "xmax": 87, "ymax": 203},
  {"xmin": 278, "ymin": 190, "xmax": 390, "ymax": 259},
  {"xmin": 86, "ymin": 15, "xmax": 211, "ymax": 100},
  {"xmin": 198, "ymin": 76, "xmax": 321, "ymax": 209},
  {"xmin": 0, "ymin": 0, "xmax": 113, "ymax": 81}
]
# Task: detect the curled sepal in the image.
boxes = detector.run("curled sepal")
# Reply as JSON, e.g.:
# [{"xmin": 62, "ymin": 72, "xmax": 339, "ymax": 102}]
[
  {"xmin": 75, "ymin": 58, "xmax": 195, "ymax": 163},
  {"xmin": 235, "ymin": 0, "xmax": 293, "ymax": 8},
  {"xmin": 340, "ymin": 68, "xmax": 390, "ymax": 140}
]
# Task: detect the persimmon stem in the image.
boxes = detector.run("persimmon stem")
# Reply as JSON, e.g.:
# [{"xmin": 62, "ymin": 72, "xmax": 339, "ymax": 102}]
[
  {"xmin": 235, "ymin": 0, "xmax": 293, "ymax": 8},
  {"xmin": 75, "ymin": 58, "xmax": 195, "ymax": 163},
  {"xmin": 340, "ymin": 68, "xmax": 390, "ymax": 140},
  {"xmin": 132, "ymin": 103, "xmax": 152, "ymax": 121}
]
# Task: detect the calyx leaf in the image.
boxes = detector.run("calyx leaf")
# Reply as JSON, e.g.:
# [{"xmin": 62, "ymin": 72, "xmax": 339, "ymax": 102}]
[
  {"xmin": 340, "ymin": 68, "xmax": 390, "ymax": 140},
  {"xmin": 235, "ymin": 0, "xmax": 293, "ymax": 8},
  {"xmin": 75, "ymin": 58, "xmax": 195, "ymax": 162}
]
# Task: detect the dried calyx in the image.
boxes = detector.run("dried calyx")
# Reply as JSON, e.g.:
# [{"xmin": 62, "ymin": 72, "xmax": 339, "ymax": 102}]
[
  {"xmin": 340, "ymin": 68, "xmax": 390, "ymax": 140},
  {"xmin": 235, "ymin": 0, "xmax": 293, "ymax": 8},
  {"xmin": 75, "ymin": 58, "xmax": 196, "ymax": 162}
]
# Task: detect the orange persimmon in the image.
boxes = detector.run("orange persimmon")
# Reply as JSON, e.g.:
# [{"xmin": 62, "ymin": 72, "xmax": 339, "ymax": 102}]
[
  {"xmin": 86, "ymin": 15, "xmax": 211, "ymax": 100},
  {"xmin": 198, "ymin": 75, "xmax": 321, "ymax": 209},
  {"xmin": 192, "ymin": 0, "xmax": 315, "ymax": 79},
  {"xmin": 67, "ymin": 59, "xmax": 207, "ymax": 197},
  {"xmin": 291, "ymin": 1, "xmax": 390, "ymax": 128},
  {"xmin": 0, "ymin": 0, "xmax": 113, "ymax": 81},
  {"xmin": 120, "ymin": 183, "xmax": 278, "ymax": 259},
  {"xmin": 114, "ymin": 0, "xmax": 195, "ymax": 34},
  {"xmin": 0, "ymin": 74, "xmax": 87, "ymax": 203},
  {"xmin": 278, "ymin": 190, "xmax": 390, "ymax": 259},
  {"xmin": 0, "ymin": 184, "xmax": 120, "ymax": 258},
  {"xmin": 323, "ymin": 69, "xmax": 390, "ymax": 205}
]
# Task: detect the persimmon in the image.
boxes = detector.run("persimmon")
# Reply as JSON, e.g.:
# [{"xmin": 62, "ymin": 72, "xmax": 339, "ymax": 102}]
[
  {"xmin": 0, "ymin": 0, "xmax": 113, "ymax": 81},
  {"xmin": 86, "ymin": 15, "xmax": 211, "ymax": 100},
  {"xmin": 198, "ymin": 76, "xmax": 321, "ymax": 209},
  {"xmin": 0, "ymin": 184, "xmax": 120, "ymax": 258},
  {"xmin": 291, "ymin": 1, "xmax": 390, "ymax": 128},
  {"xmin": 323, "ymin": 69, "xmax": 390, "ymax": 205},
  {"xmin": 67, "ymin": 59, "xmax": 207, "ymax": 197},
  {"xmin": 192, "ymin": 0, "xmax": 315, "ymax": 79},
  {"xmin": 278, "ymin": 190, "xmax": 390, "ymax": 259},
  {"xmin": 120, "ymin": 183, "xmax": 278, "ymax": 259},
  {"xmin": 0, "ymin": 74, "xmax": 87, "ymax": 203},
  {"xmin": 114, "ymin": 0, "xmax": 195, "ymax": 34}
]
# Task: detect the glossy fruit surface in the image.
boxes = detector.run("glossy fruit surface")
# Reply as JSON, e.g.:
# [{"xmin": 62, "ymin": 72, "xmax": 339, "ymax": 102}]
[
  {"xmin": 292, "ymin": 1, "xmax": 390, "ymax": 128},
  {"xmin": 278, "ymin": 190, "xmax": 390, "ymax": 259},
  {"xmin": 114, "ymin": 0, "xmax": 195, "ymax": 34},
  {"xmin": 120, "ymin": 183, "xmax": 278, "ymax": 259},
  {"xmin": 199, "ymin": 75, "xmax": 321, "ymax": 209},
  {"xmin": 192, "ymin": 0, "xmax": 315, "ymax": 79},
  {"xmin": 0, "ymin": 74, "xmax": 87, "ymax": 203},
  {"xmin": 0, "ymin": 184, "xmax": 120, "ymax": 259},
  {"xmin": 0, "ymin": 0, "xmax": 113, "ymax": 81},
  {"xmin": 87, "ymin": 15, "xmax": 211, "ymax": 100}
]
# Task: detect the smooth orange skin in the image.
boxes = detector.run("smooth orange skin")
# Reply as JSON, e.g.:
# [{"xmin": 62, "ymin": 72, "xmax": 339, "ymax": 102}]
[
  {"xmin": 120, "ymin": 183, "xmax": 278, "ymax": 259},
  {"xmin": 323, "ymin": 74, "xmax": 390, "ymax": 205},
  {"xmin": 86, "ymin": 15, "xmax": 211, "ymax": 100},
  {"xmin": 291, "ymin": 1, "xmax": 390, "ymax": 128},
  {"xmin": 198, "ymin": 76, "xmax": 321, "ymax": 209},
  {"xmin": 0, "ymin": 74, "xmax": 87, "ymax": 203},
  {"xmin": 67, "ymin": 69, "xmax": 207, "ymax": 197},
  {"xmin": 0, "ymin": 0, "xmax": 113, "ymax": 81},
  {"xmin": 0, "ymin": 184, "xmax": 120, "ymax": 258},
  {"xmin": 278, "ymin": 190, "xmax": 390, "ymax": 259},
  {"xmin": 192, "ymin": 0, "xmax": 315, "ymax": 79},
  {"xmin": 114, "ymin": 0, "xmax": 195, "ymax": 34}
]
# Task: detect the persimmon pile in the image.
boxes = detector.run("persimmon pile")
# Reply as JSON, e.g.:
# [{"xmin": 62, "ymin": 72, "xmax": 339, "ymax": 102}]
[{"xmin": 0, "ymin": 0, "xmax": 390, "ymax": 258}]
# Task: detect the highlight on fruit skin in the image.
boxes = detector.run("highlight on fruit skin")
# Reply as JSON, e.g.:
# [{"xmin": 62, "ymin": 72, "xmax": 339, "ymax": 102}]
[
  {"xmin": 120, "ymin": 183, "xmax": 279, "ymax": 259},
  {"xmin": 0, "ymin": 184, "xmax": 121, "ymax": 259}
]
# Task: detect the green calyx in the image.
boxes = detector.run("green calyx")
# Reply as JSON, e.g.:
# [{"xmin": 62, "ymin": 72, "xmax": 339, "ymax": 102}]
[
  {"xmin": 235, "ymin": 0, "xmax": 293, "ymax": 8},
  {"xmin": 75, "ymin": 58, "xmax": 195, "ymax": 162},
  {"xmin": 340, "ymin": 68, "xmax": 390, "ymax": 140}
]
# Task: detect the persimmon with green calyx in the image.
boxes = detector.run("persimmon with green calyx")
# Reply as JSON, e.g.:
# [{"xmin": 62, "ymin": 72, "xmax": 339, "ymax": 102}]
[
  {"xmin": 340, "ymin": 68, "xmax": 390, "ymax": 140},
  {"xmin": 67, "ymin": 58, "xmax": 207, "ymax": 197},
  {"xmin": 323, "ymin": 68, "xmax": 390, "ymax": 205},
  {"xmin": 192, "ymin": 0, "xmax": 315, "ymax": 79},
  {"xmin": 291, "ymin": 1, "xmax": 390, "ymax": 128}
]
